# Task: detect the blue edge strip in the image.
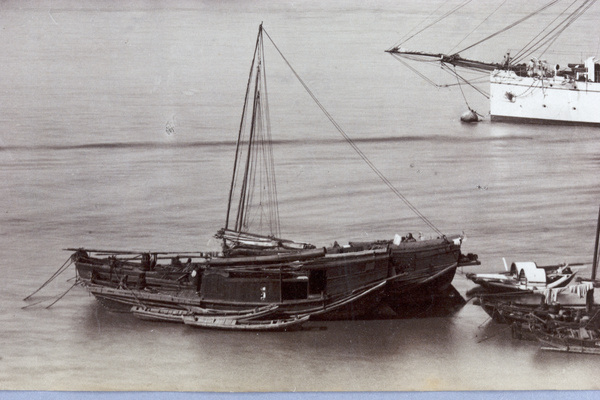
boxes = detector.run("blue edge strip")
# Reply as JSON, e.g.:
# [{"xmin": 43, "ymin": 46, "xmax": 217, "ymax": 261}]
[{"xmin": 1, "ymin": 392, "xmax": 598, "ymax": 400}]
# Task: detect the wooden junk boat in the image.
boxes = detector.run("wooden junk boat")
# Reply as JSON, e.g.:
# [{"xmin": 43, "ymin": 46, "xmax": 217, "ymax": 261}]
[{"xmin": 69, "ymin": 25, "xmax": 479, "ymax": 331}]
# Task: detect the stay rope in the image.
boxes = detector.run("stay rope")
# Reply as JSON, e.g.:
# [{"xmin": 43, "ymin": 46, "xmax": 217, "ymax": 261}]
[
  {"xmin": 455, "ymin": 0, "xmax": 562, "ymax": 55},
  {"xmin": 536, "ymin": 0, "xmax": 598, "ymax": 60},
  {"xmin": 230, "ymin": 26, "xmax": 282, "ymax": 238},
  {"xmin": 263, "ymin": 28, "xmax": 444, "ymax": 236},
  {"xmin": 448, "ymin": 0, "xmax": 508, "ymax": 55},
  {"xmin": 391, "ymin": 0, "xmax": 474, "ymax": 50},
  {"xmin": 510, "ymin": 0, "xmax": 580, "ymax": 63},
  {"xmin": 455, "ymin": 70, "xmax": 476, "ymax": 114},
  {"xmin": 44, "ymin": 282, "xmax": 78, "ymax": 309},
  {"xmin": 512, "ymin": 0, "xmax": 597, "ymax": 64},
  {"xmin": 445, "ymin": 64, "xmax": 490, "ymax": 99},
  {"xmin": 391, "ymin": 54, "xmax": 442, "ymax": 88}
]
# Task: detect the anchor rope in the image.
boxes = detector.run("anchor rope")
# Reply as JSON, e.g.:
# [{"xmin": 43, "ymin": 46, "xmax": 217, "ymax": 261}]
[
  {"xmin": 45, "ymin": 282, "xmax": 78, "ymax": 309},
  {"xmin": 23, "ymin": 257, "xmax": 73, "ymax": 301}
]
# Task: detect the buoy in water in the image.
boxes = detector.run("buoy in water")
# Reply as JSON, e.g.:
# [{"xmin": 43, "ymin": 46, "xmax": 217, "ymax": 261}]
[{"xmin": 460, "ymin": 109, "xmax": 481, "ymax": 123}]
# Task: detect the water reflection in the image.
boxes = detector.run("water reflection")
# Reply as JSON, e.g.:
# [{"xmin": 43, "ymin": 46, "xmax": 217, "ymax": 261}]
[
  {"xmin": 78, "ymin": 283, "xmax": 467, "ymax": 333},
  {"xmin": 367, "ymin": 285, "xmax": 467, "ymax": 320}
]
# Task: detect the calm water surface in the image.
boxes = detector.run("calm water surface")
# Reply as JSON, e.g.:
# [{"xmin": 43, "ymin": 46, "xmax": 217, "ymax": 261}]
[{"xmin": 1, "ymin": 0, "xmax": 600, "ymax": 392}]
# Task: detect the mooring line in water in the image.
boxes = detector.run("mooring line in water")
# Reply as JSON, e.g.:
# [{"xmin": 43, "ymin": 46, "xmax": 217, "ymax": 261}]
[
  {"xmin": 477, "ymin": 316, "xmax": 492, "ymax": 329},
  {"xmin": 21, "ymin": 298, "xmax": 50, "ymax": 310},
  {"xmin": 462, "ymin": 296, "xmax": 477, "ymax": 305},
  {"xmin": 22, "ymin": 276, "xmax": 79, "ymax": 310},
  {"xmin": 23, "ymin": 257, "xmax": 73, "ymax": 301},
  {"xmin": 45, "ymin": 282, "xmax": 77, "ymax": 309},
  {"xmin": 477, "ymin": 325, "xmax": 511, "ymax": 343}
]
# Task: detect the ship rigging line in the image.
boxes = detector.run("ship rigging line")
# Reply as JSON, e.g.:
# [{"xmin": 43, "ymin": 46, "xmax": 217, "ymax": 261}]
[
  {"xmin": 391, "ymin": 0, "xmax": 451, "ymax": 48},
  {"xmin": 510, "ymin": 0, "xmax": 581, "ymax": 64},
  {"xmin": 392, "ymin": 54, "xmax": 490, "ymax": 98},
  {"xmin": 391, "ymin": 0, "xmax": 474, "ymax": 50},
  {"xmin": 263, "ymin": 28, "xmax": 444, "ymax": 236},
  {"xmin": 439, "ymin": 75, "xmax": 491, "ymax": 87},
  {"xmin": 455, "ymin": 70, "xmax": 476, "ymax": 113},
  {"xmin": 442, "ymin": 64, "xmax": 490, "ymax": 99},
  {"xmin": 455, "ymin": 0, "xmax": 561, "ymax": 55},
  {"xmin": 448, "ymin": 0, "xmax": 508, "ymax": 55},
  {"xmin": 226, "ymin": 25, "xmax": 262, "ymax": 232},
  {"xmin": 391, "ymin": 54, "xmax": 442, "ymax": 88},
  {"xmin": 228, "ymin": 24, "xmax": 282, "ymax": 237},
  {"xmin": 513, "ymin": 0, "xmax": 597, "ymax": 64}
]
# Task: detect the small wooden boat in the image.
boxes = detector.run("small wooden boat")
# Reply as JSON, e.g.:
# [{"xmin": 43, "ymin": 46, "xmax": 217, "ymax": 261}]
[
  {"xmin": 131, "ymin": 306, "xmax": 192, "ymax": 323},
  {"xmin": 507, "ymin": 303, "xmax": 600, "ymax": 353},
  {"xmin": 537, "ymin": 326, "xmax": 600, "ymax": 355},
  {"xmin": 130, "ymin": 304, "xmax": 281, "ymax": 323},
  {"xmin": 466, "ymin": 259, "xmax": 578, "ymax": 293},
  {"xmin": 184, "ymin": 304, "xmax": 279, "ymax": 317},
  {"xmin": 477, "ymin": 206, "xmax": 600, "ymax": 355},
  {"xmin": 182, "ymin": 314, "xmax": 309, "ymax": 331},
  {"xmin": 475, "ymin": 281, "xmax": 598, "ymax": 325}
]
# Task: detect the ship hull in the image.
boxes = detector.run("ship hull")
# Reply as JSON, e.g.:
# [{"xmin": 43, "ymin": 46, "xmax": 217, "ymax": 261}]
[
  {"xmin": 383, "ymin": 236, "xmax": 462, "ymax": 311},
  {"xmin": 73, "ymin": 235, "xmax": 472, "ymax": 321},
  {"xmin": 490, "ymin": 70, "xmax": 600, "ymax": 126}
]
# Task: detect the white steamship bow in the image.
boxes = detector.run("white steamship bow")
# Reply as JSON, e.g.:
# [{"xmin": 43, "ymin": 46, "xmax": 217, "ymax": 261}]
[{"xmin": 387, "ymin": 0, "xmax": 600, "ymax": 126}]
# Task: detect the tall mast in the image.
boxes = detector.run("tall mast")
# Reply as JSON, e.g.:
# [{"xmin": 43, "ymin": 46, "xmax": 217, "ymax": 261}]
[
  {"xmin": 235, "ymin": 65, "xmax": 262, "ymax": 232},
  {"xmin": 225, "ymin": 24, "xmax": 263, "ymax": 231},
  {"xmin": 592, "ymin": 205, "xmax": 600, "ymax": 281}
]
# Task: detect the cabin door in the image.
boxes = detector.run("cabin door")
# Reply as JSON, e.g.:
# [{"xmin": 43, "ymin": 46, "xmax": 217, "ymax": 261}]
[{"xmin": 308, "ymin": 270, "xmax": 326, "ymax": 295}]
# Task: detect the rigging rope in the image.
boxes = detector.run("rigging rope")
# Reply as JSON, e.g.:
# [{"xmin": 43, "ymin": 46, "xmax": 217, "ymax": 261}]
[
  {"xmin": 225, "ymin": 25, "xmax": 263, "ymax": 231},
  {"xmin": 392, "ymin": 0, "xmax": 474, "ymax": 49},
  {"xmin": 536, "ymin": 0, "xmax": 597, "ymax": 60},
  {"xmin": 263, "ymin": 28, "xmax": 444, "ymax": 236},
  {"xmin": 512, "ymin": 0, "xmax": 597, "ymax": 64},
  {"xmin": 455, "ymin": 0, "xmax": 562, "ymax": 55},
  {"xmin": 45, "ymin": 282, "xmax": 77, "ymax": 309},
  {"xmin": 439, "ymin": 75, "xmax": 491, "ymax": 87},
  {"xmin": 448, "ymin": 0, "xmax": 508, "ymax": 54},
  {"xmin": 23, "ymin": 257, "xmax": 73, "ymax": 301},
  {"xmin": 229, "ymin": 26, "xmax": 281, "ymax": 238},
  {"xmin": 392, "ymin": 54, "xmax": 490, "ymax": 99},
  {"xmin": 510, "ymin": 0, "xmax": 579, "ymax": 63},
  {"xmin": 391, "ymin": 54, "xmax": 443, "ymax": 88},
  {"xmin": 261, "ymin": 42, "xmax": 281, "ymax": 238},
  {"xmin": 443, "ymin": 64, "xmax": 490, "ymax": 98},
  {"xmin": 455, "ymin": 68, "xmax": 474, "ymax": 112},
  {"xmin": 390, "ymin": 0, "xmax": 453, "ymax": 50}
]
